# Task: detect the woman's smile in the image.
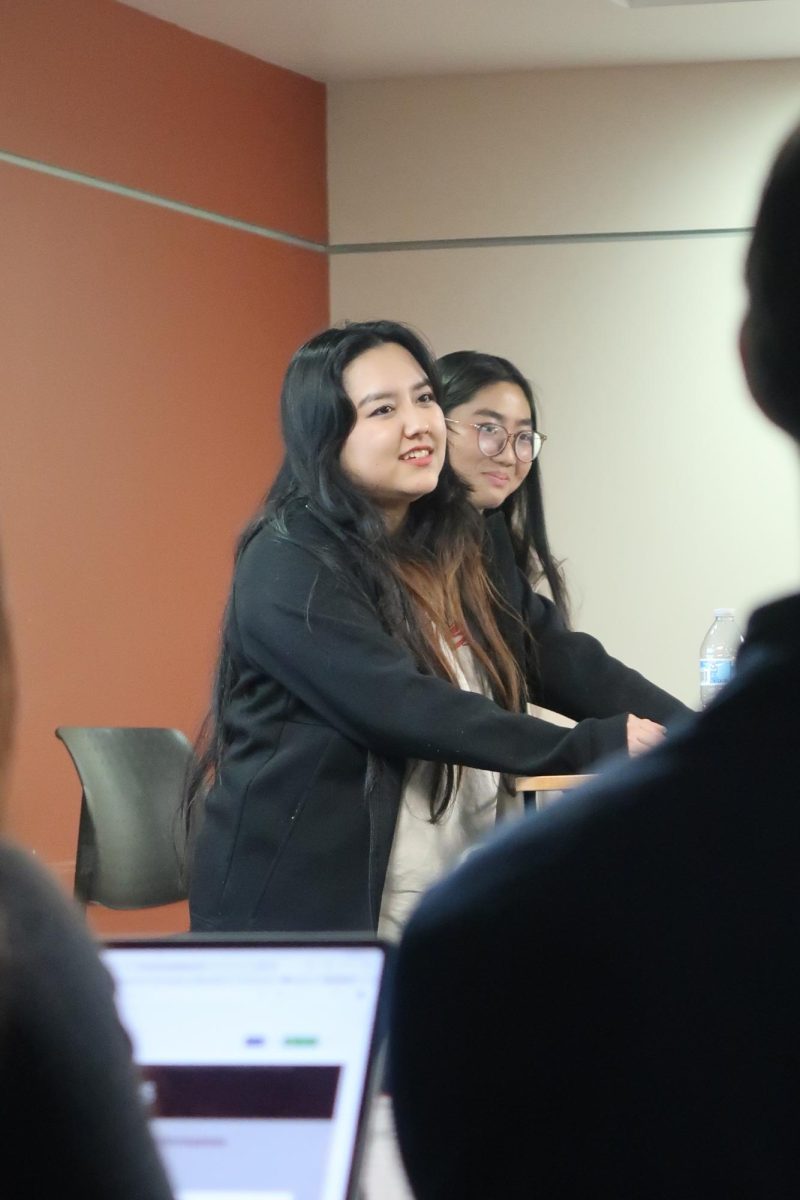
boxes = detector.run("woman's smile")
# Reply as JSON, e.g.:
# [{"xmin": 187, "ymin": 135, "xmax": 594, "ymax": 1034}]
[
  {"xmin": 483, "ymin": 469, "xmax": 511, "ymax": 487},
  {"xmin": 400, "ymin": 444, "xmax": 436, "ymax": 465}
]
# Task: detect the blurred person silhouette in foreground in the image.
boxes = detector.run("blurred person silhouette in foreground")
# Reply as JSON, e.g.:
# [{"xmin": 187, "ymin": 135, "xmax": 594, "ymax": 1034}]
[
  {"xmin": 0, "ymin": 550, "xmax": 174, "ymax": 1198},
  {"xmin": 390, "ymin": 119, "xmax": 800, "ymax": 1200}
]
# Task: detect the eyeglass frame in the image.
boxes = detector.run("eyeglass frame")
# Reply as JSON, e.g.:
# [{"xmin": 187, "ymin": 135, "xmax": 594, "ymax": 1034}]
[{"xmin": 444, "ymin": 417, "xmax": 546, "ymax": 463}]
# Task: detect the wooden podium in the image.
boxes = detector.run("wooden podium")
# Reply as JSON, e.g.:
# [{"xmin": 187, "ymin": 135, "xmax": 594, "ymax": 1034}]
[{"xmin": 515, "ymin": 774, "xmax": 594, "ymax": 809}]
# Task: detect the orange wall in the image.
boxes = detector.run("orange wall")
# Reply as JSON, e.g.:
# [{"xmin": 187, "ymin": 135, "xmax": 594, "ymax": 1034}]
[
  {"xmin": 0, "ymin": 0, "xmax": 327, "ymax": 243},
  {"xmin": 0, "ymin": 1, "xmax": 329, "ymax": 933}
]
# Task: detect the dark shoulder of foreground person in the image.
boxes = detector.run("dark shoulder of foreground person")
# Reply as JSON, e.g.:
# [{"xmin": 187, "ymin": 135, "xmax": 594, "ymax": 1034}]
[
  {"xmin": 0, "ymin": 839, "xmax": 174, "ymax": 1199},
  {"xmin": 391, "ymin": 639, "xmax": 800, "ymax": 1200}
]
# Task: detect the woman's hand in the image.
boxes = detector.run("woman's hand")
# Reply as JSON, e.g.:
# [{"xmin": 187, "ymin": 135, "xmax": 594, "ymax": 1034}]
[{"xmin": 626, "ymin": 714, "xmax": 666, "ymax": 756}]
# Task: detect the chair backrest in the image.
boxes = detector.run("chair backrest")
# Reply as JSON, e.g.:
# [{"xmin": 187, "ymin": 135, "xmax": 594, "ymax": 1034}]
[{"xmin": 55, "ymin": 726, "xmax": 195, "ymax": 909}]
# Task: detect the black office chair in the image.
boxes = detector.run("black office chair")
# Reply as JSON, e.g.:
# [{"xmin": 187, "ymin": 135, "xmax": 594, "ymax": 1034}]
[{"xmin": 55, "ymin": 726, "xmax": 195, "ymax": 909}]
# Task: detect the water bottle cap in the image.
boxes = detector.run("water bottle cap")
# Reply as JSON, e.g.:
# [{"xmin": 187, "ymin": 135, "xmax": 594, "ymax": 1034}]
[{"xmin": 713, "ymin": 607, "xmax": 735, "ymax": 617}]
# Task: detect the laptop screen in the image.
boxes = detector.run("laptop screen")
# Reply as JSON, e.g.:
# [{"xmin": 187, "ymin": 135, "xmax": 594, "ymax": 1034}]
[{"xmin": 102, "ymin": 938, "xmax": 387, "ymax": 1200}]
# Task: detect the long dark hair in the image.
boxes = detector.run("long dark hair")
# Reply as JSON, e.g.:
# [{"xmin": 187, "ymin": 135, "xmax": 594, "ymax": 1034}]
[
  {"xmin": 184, "ymin": 321, "xmax": 525, "ymax": 836},
  {"xmin": 437, "ymin": 350, "xmax": 570, "ymax": 623}
]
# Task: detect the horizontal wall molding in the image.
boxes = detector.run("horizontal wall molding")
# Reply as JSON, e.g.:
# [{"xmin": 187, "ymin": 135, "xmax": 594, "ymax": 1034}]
[
  {"xmin": 0, "ymin": 149, "xmax": 327, "ymax": 254},
  {"xmin": 2, "ymin": 149, "xmax": 752, "ymax": 255},
  {"xmin": 330, "ymin": 227, "xmax": 752, "ymax": 254}
]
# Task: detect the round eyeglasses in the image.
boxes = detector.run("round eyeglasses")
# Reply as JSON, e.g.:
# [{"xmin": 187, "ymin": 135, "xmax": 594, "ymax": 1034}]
[{"xmin": 445, "ymin": 418, "xmax": 546, "ymax": 463}]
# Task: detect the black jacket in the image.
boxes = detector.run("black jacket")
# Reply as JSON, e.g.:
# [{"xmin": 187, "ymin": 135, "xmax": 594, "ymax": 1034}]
[
  {"xmin": 391, "ymin": 593, "xmax": 800, "ymax": 1199},
  {"xmin": 189, "ymin": 507, "xmax": 688, "ymax": 933}
]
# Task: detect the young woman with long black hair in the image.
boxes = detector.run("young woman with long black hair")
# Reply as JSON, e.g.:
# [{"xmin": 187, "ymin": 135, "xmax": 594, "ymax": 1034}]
[
  {"xmin": 438, "ymin": 350, "xmax": 690, "ymax": 752},
  {"xmin": 187, "ymin": 322, "xmax": 677, "ymax": 937}
]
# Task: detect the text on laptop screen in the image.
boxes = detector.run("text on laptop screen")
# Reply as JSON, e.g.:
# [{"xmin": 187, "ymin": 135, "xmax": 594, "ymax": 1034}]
[{"xmin": 102, "ymin": 942, "xmax": 386, "ymax": 1200}]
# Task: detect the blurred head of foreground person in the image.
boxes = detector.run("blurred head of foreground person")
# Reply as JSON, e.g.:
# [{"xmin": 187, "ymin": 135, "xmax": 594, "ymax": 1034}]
[
  {"xmin": 0, "ymin": 552, "xmax": 174, "ymax": 1198},
  {"xmin": 389, "ymin": 120, "xmax": 800, "ymax": 1200},
  {"xmin": 740, "ymin": 126, "xmax": 800, "ymax": 441}
]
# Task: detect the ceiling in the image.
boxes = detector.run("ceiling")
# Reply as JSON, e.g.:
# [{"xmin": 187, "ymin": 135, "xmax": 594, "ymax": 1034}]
[{"xmin": 118, "ymin": 0, "xmax": 800, "ymax": 82}]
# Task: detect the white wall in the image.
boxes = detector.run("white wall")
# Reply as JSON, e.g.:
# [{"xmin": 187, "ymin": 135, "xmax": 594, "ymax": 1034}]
[{"xmin": 328, "ymin": 61, "xmax": 800, "ymax": 707}]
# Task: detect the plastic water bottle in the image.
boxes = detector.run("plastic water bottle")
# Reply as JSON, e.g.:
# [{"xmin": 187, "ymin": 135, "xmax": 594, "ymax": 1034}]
[{"xmin": 699, "ymin": 608, "xmax": 743, "ymax": 708}]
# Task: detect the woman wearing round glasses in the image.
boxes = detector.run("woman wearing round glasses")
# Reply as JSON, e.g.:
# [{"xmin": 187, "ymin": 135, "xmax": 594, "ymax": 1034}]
[{"xmin": 439, "ymin": 350, "xmax": 690, "ymax": 754}]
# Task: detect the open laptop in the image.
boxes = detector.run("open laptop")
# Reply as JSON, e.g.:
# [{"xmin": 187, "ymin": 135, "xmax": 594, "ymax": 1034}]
[{"xmin": 102, "ymin": 936, "xmax": 389, "ymax": 1200}]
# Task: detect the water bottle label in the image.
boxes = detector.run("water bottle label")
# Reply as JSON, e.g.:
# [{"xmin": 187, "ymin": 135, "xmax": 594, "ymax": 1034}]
[{"xmin": 699, "ymin": 658, "xmax": 734, "ymax": 687}]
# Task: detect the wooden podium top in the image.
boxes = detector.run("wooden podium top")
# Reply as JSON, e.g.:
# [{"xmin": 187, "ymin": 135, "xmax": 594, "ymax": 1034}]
[{"xmin": 515, "ymin": 774, "xmax": 594, "ymax": 792}]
